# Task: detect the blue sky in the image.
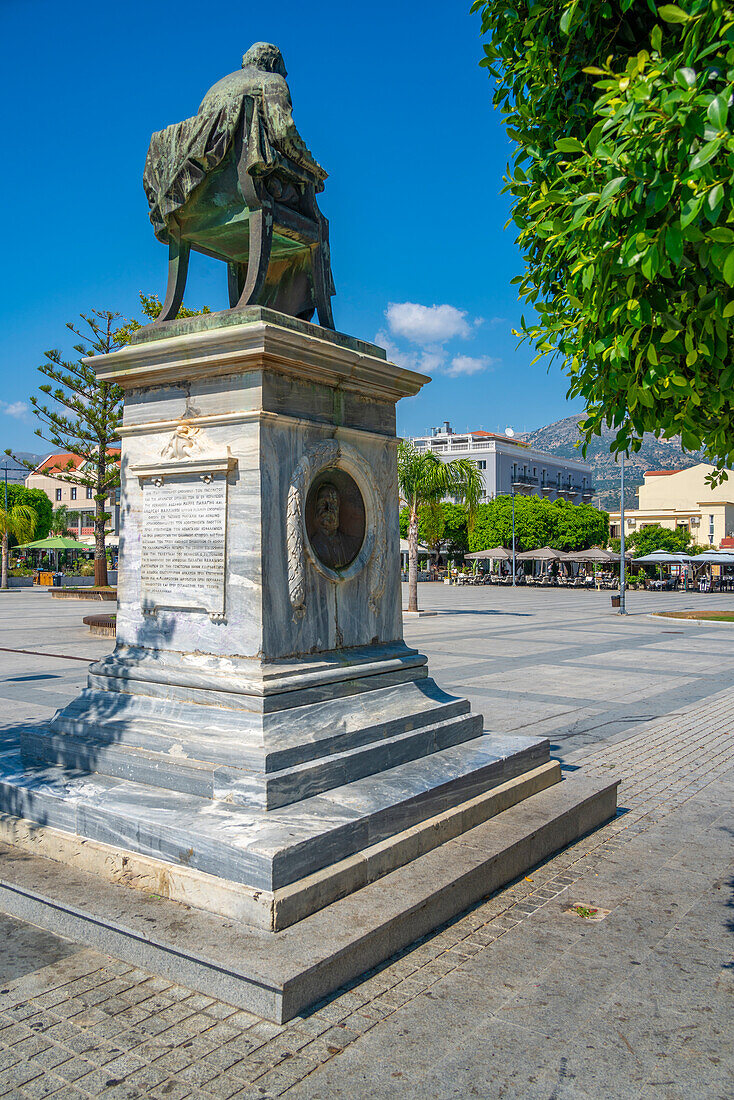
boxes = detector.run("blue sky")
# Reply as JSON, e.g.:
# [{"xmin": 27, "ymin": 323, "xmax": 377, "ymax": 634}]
[{"xmin": 0, "ymin": 0, "xmax": 585, "ymax": 454}]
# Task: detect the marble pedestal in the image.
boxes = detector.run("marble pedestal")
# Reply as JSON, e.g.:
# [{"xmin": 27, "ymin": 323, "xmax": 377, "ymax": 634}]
[{"xmin": 0, "ymin": 309, "xmax": 615, "ymax": 955}]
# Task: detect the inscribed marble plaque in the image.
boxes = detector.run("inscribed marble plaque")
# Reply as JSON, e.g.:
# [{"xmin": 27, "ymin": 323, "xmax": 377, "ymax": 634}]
[{"xmin": 141, "ymin": 478, "xmax": 227, "ymax": 615}]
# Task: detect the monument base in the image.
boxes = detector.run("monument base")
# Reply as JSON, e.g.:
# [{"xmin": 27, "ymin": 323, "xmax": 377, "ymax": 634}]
[
  {"xmin": 0, "ymin": 759, "xmax": 561, "ymax": 930},
  {"xmin": 0, "ymin": 773, "xmax": 617, "ymax": 1022},
  {"xmin": 0, "ymin": 313, "xmax": 619, "ymax": 1019}
]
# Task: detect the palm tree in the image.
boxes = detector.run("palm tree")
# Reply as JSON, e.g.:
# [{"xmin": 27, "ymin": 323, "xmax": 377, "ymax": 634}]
[
  {"xmin": 0, "ymin": 503, "xmax": 37, "ymax": 590},
  {"xmin": 397, "ymin": 441, "xmax": 483, "ymax": 613},
  {"xmin": 49, "ymin": 505, "xmax": 72, "ymax": 536}
]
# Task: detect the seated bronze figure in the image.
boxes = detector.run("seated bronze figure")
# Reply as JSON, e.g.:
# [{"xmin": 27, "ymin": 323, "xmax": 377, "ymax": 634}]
[{"xmin": 143, "ymin": 43, "xmax": 335, "ymax": 328}]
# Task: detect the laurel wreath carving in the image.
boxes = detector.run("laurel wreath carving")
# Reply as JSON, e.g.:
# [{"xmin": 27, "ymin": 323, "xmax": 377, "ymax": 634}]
[{"xmin": 287, "ymin": 440, "xmax": 386, "ymax": 620}]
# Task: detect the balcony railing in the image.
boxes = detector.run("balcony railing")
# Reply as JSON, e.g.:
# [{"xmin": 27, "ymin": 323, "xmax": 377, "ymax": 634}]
[{"xmin": 512, "ymin": 475, "xmax": 538, "ymax": 493}]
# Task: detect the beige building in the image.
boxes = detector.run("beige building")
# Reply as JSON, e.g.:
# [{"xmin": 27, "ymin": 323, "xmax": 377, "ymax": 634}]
[
  {"xmin": 609, "ymin": 463, "xmax": 734, "ymax": 548},
  {"xmin": 26, "ymin": 452, "xmax": 120, "ymax": 537}
]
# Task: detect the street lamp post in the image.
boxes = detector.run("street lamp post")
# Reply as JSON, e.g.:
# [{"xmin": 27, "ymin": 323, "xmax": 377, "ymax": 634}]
[
  {"xmin": 511, "ymin": 487, "xmax": 516, "ymax": 587},
  {"xmin": 1, "ymin": 461, "xmax": 9, "ymax": 515},
  {"xmin": 619, "ymin": 453, "xmax": 627, "ymax": 615}
]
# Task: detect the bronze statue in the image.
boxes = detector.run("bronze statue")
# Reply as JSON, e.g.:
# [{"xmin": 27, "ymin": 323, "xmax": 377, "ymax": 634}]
[{"xmin": 143, "ymin": 43, "xmax": 335, "ymax": 328}]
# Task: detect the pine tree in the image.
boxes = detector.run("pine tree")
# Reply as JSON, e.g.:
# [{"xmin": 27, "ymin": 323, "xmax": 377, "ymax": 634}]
[
  {"xmin": 8, "ymin": 295, "xmax": 212, "ymax": 587},
  {"xmin": 23, "ymin": 311, "xmax": 124, "ymax": 586}
]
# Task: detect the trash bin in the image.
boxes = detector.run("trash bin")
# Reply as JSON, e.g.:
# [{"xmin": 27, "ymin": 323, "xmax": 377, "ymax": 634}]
[
  {"xmin": 52, "ymin": 574, "xmax": 63, "ymax": 587},
  {"xmin": 37, "ymin": 570, "xmax": 54, "ymax": 586},
  {"xmin": 611, "ymin": 595, "xmax": 621, "ymax": 608}
]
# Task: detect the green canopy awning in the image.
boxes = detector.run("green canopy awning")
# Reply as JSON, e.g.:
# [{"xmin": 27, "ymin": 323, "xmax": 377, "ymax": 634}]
[{"xmin": 18, "ymin": 536, "xmax": 91, "ymax": 550}]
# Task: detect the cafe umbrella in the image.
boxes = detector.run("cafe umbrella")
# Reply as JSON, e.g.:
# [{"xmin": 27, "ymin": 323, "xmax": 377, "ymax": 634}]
[{"xmin": 17, "ymin": 535, "xmax": 92, "ymax": 573}]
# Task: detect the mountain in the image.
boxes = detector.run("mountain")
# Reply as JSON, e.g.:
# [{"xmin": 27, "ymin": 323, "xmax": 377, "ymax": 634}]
[
  {"xmin": 0, "ymin": 452, "xmax": 44, "ymax": 485},
  {"xmin": 524, "ymin": 416, "xmax": 707, "ymax": 511}
]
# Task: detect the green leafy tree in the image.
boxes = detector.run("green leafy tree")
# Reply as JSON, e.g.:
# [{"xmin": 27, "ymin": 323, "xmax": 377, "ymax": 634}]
[
  {"xmin": 467, "ymin": 496, "xmax": 609, "ymax": 553},
  {"xmin": 628, "ymin": 522, "xmax": 691, "ymax": 555},
  {"xmin": 399, "ymin": 502, "xmax": 470, "ymax": 563},
  {"xmin": 397, "ymin": 442, "xmax": 482, "ymax": 612},
  {"xmin": 49, "ymin": 505, "xmax": 72, "ymax": 536},
  {"xmin": 550, "ymin": 499, "xmax": 611, "ymax": 550},
  {"xmin": 6, "ymin": 485, "xmax": 52, "ymax": 540},
  {"xmin": 473, "ymin": 0, "xmax": 734, "ymax": 473},
  {"xmin": 115, "ymin": 293, "xmax": 211, "ymax": 345},
  {"xmin": 0, "ymin": 502, "xmax": 36, "ymax": 589}
]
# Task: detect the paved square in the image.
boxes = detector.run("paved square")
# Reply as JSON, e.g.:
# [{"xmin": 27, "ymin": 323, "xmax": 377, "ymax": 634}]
[{"xmin": 0, "ymin": 586, "xmax": 731, "ymax": 1097}]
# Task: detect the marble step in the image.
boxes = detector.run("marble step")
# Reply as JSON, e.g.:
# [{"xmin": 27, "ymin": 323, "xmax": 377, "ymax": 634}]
[
  {"xmin": 0, "ymin": 733, "xmax": 550, "ymax": 891},
  {"xmin": 23, "ymin": 708, "xmax": 482, "ymax": 810},
  {"xmin": 33, "ymin": 678, "xmax": 471, "ymax": 774},
  {"xmin": 87, "ymin": 660, "xmax": 429, "ymax": 715}
]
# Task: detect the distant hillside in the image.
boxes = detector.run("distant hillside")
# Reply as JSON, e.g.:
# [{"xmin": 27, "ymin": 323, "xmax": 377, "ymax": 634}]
[
  {"xmin": 0, "ymin": 452, "xmax": 44, "ymax": 485},
  {"xmin": 524, "ymin": 416, "xmax": 706, "ymax": 510}
]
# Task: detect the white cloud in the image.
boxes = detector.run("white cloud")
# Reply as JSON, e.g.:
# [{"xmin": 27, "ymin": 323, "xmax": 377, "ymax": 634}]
[
  {"xmin": 444, "ymin": 355, "xmax": 497, "ymax": 377},
  {"xmin": 386, "ymin": 302, "xmax": 471, "ymax": 345},
  {"xmin": 0, "ymin": 401, "xmax": 30, "ymax": 420},
  {"xmin": 376, "ymin": 330, "xmax": 446, "ymax": 376}
]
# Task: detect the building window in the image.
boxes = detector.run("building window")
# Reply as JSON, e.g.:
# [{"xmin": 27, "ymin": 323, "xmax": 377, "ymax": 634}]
[
  {"xmin": 86, "ymin": 487, "xmax": 93, "ymax": 499},
  {"xmin": 477, "ymin": 460, "xmax": 486, "ymax": 470},
  {"xmin": 70, "ymin": 487, "xmax": 77, "ymax": 500},
  {"xmin": 709, "ymin": 514, "xmax": 715, "ymax": 545},
  {"xmin": 55, "ymin": 488, "xmax": 62, "ymax": 501}
]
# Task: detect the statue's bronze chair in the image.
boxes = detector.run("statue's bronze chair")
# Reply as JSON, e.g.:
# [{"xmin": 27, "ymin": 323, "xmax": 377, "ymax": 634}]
[{"xmin": 144, "ymin": 78, "xmax": 335, "ymax": 329}]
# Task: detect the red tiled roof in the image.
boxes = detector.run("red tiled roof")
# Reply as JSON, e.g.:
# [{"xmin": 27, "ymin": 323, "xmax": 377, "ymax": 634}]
[
  {"xmin": 32, "ymin": 452, "xmax": 85, "ymax": 474},
  {"xmin": 32, "ymin": 450, "xmax": 120, "ymax": 475},
  {"xmin": 644, "ymin": 469, "xmax": 680, "ymax": 477}
]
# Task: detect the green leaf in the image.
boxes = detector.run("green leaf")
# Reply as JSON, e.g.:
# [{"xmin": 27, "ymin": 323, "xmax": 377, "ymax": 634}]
[
  {"xmin": 651, "ymin": 24, "xmax": 663, "ymax": 53},
  {"xmin": 708, "ymin": 227, "xmax": 734, "ymax": 243},
  {"xmin": 560, "ymin": 1, "xmax": 579, "ymax": 35},
  {"xmin": 658, "ymin": 5, "xmax": 692, "ymax": 23},
  {"xmin": 555, "ymin": 137, "xmax": 585, "ymax": 154},
  {"xmin": 690, "ymin": 138, "xmax": 722, "ymax": 171},
  {"xmin": 707, "ymin": 92, "xmax": 729, "ymax": 131},
  {"xmin": 666, "ymin": 225, "xmax": 684, "ymax": 266},
  {"xmin": 600, "ymin": 176, "xmax": 626, "ymax": 202},
  {"xmin": 675, "ymin": 67, "xmax": 697, "ymax": 88},
  {"xmin": 723, "ymin": 301, "xmax": 734, "ymax": 318},
  {"xmin": 708, "ymin": 183, "xmax": 724, "ymax": 215},
  {"xmin": 681, "ymin": 194, "xmax": 704, "ymax": 229},
  {"xmin": 723, "ymin": 247, "xmax": 734, "ymax": 286}
]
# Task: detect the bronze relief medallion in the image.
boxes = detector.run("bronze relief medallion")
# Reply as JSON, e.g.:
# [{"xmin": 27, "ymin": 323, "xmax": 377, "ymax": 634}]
[{"xmin": 305, "ymin": 469, "xmax": 366, "ymax": 571}]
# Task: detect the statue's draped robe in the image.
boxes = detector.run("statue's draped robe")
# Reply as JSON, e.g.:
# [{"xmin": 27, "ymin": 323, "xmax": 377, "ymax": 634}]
[{"xmin": 143, "ymin": 66, "xmax": 328, "ymax": 244}]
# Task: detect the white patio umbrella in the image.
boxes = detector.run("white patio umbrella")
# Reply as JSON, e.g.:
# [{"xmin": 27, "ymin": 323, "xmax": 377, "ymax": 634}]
[
  {"xmin": 399, "ymin": 539, "xmax": 430, "ymax": 554},
  {"xmin": 633, "ymin": 552, "xmax": 691, "ymax": 564},
  {"xmin": 566, "ymin": 546, "xmax": 619, "ymax": 563},
  {"xmin": 465, "ymin": 547, "xmax": 513, "ymax": 560},
  {"xmin": 515, "ymin": 547, "xmax": 570, "ymax": 561}
]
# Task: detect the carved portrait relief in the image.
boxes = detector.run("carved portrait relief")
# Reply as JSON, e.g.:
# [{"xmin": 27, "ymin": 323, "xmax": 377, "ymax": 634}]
[
  {"xmin": 305, "ymin": 471, "xmax": 365, "ymax": 570},
  {"xmin": 287, "ymin": 441, "xmax": 386, "ymax": 619}
]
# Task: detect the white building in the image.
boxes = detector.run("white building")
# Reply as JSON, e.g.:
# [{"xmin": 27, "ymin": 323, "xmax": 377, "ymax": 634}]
[{"xmin": 410, "ymin": 422, "xmax": 594, "ymax": 504}]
